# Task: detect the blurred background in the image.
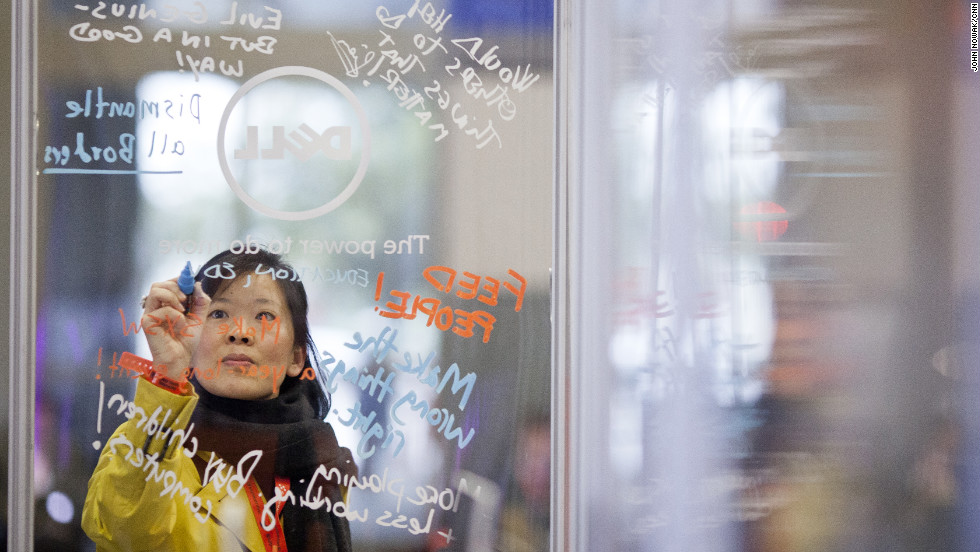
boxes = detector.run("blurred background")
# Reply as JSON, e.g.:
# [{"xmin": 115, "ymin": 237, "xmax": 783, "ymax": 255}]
[
  {"xmin": 7, "ymin": 0, "xmax": 980, "ymax": 551},
  {"xmin": 560, "ymin": 0, "xmax": 980, "ymax": 551}
]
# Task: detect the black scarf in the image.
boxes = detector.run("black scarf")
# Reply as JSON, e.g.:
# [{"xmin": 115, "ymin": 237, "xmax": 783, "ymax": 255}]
[{"xmin": 189, "ymin": 377, "xmax": 357, "ymax": 552}]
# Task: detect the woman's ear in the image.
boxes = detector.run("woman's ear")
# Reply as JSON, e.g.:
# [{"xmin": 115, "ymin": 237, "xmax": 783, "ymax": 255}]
[{"xmin": 287, "ymin": 345, "xmax": 305, "ymax": 377}]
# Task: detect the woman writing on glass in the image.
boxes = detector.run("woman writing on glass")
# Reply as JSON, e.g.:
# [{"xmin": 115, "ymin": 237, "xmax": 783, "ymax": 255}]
[{"xmin": 83, "ymin": 249, "xmax": 358, "ymax": 552}]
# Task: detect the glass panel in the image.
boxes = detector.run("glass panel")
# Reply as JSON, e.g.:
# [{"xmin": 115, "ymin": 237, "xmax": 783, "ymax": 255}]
[
  {"xmin": 564, "ymin": 0, "xmax": 980, "ymax": 551},
  {"xmin": 30, "ymin": 1, "xmax": 553, "ymax": 550}
]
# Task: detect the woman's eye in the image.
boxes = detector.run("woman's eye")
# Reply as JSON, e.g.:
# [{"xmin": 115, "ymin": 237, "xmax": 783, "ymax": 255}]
[
  {"xmin": 257, "ymin": 312, "xmax": 277, "ymax": 322},
  {"xmin": 208, "ymin": 309, "xmax": 227, "ymax": 319}
]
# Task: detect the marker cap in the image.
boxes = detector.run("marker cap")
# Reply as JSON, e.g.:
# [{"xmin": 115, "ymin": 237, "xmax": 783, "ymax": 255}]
[{"xmin": 178, "ymin": 261, "xmax": 195, "ymax": 295}]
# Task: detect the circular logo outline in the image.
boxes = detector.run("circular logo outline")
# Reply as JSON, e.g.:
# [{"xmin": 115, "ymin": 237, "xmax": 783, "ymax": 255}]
[{"xmin": 217, "ymin": 66, "xmax": 371, "ymax": 221}]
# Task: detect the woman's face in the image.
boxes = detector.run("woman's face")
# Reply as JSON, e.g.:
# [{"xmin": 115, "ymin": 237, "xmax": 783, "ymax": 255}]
[{"xmin": 191, "ymin": 273, "xmax": 305, "ymax": 400}]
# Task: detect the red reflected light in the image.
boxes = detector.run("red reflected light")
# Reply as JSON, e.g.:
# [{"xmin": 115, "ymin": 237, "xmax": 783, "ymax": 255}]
[{"xmin": 735, "ymin": 201, "xmax": 788, "ymax": 242}]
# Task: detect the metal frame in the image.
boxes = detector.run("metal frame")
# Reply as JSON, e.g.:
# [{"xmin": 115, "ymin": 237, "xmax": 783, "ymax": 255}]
[
  {"xmin": 551, "ymin": 0, "xmax": 570, "ymax": 548},
  {"xmin": 8, "ymin": 0, "xmax": 37, "ymax": 549},
  {"xmin": 551, "ymin": 0, "xmax": 616, "ymax": 549}
]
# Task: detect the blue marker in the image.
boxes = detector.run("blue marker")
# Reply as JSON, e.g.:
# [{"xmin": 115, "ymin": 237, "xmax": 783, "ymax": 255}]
[{"xmin": 178, "ymin": 261, "xmax": 195, "ymax": 313}]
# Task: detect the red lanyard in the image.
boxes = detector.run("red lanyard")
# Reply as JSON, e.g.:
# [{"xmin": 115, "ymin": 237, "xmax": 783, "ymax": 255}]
[{"xmin": 243, "ymin": 476, "xmax": 290, "ymax": 552}]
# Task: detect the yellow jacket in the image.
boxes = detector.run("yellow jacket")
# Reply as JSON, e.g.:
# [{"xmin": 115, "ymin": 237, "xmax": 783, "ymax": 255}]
[{"xmin": 82, "ymin": 378, "xmax": 276, "ymax": 551}]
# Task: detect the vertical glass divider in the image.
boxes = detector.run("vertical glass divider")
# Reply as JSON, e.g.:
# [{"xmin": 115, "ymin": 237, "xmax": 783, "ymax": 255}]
[{"xmin": 552, "ymin": 0, "xmax": 570, "ymax": 549}]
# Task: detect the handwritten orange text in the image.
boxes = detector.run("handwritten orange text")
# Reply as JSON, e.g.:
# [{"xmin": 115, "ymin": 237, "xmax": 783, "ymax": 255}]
[{"xmin": 373, "ymin": 267, "xmax": 526, "ymax": 343}]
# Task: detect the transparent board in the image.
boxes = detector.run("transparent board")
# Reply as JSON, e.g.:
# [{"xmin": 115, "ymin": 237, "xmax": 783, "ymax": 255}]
[{"xmin": 31, "ymin": 1, "xmax": 553, "ymax": 550}]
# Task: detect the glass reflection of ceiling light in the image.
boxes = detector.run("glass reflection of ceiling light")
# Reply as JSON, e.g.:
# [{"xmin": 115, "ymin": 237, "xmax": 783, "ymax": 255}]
[
  {"xmin": 698, "ymin": 77, "xmax": 783, "ymax": 204},
  {"xmin": 135, "ymin": 72, "xmax": 239, "ymax": 208},
  {"xmin": 729, "ymin": 77, "xmax": 784, "ymax": 198},
  {"xmin": 609, "ymin": 325, "xmax": 652, "ymax": 371},
  {"xmin": 45, "ymin": 491, "xmax": 75, "ymax": 524}
]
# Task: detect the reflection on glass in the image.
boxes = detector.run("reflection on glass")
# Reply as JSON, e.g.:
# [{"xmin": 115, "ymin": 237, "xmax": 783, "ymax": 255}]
[{"xmin": 578, "ymin": 0, "xmax": 978, "ymax": 551}]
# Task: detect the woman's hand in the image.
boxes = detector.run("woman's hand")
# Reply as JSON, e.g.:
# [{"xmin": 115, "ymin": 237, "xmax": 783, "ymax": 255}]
[{"xmin": 140, "ymin": 278, "xmax": 210, "ymax": 380}]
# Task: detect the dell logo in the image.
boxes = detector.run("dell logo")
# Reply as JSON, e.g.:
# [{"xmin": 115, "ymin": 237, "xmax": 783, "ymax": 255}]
[
  {"xmin": 234, "ymin": 125, "xmax": 353, "ymax": 161},
  {"xmin": 217, "ymin": 66, "xmax": 371, "ymax": 221}
]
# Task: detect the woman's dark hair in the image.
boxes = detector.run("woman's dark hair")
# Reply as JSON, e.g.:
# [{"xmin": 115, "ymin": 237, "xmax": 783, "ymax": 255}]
[{"xmin": 195, "ymin": 248, "xmax": 330, "ymax": 417}]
